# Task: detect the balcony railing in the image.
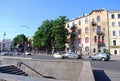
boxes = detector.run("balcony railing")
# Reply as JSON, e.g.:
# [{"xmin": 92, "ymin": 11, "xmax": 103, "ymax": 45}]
[
  {"xmin": 91, "ymin": 22, "xmax": 97, "ymax": 26},
  {"xmin": 98, "ymin": 42, "xmax": 105, "ymax": 47},
  {"xmin": 70, "ymin": 25, "xmax": 76, "ymax": 30},
  {"xmin": 97, "ymin": 31, "xmax": 105, "ymax": 35}
]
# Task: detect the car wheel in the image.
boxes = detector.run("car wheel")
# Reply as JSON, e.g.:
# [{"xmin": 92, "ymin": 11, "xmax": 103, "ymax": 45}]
[
  {"xmin": 89, "ymin": 57, "xmax": 93, "ymax": 60},
  {"xmin": 61, "ymin": 56, "xmax": 65, "ymax": 59},
  {"xmin": 101, "ymin": 58, "xmax": 105, "ymax": 61},
  {"xmin": 65, "ymin": 56, "xmax": 69, "ymax": 59}
]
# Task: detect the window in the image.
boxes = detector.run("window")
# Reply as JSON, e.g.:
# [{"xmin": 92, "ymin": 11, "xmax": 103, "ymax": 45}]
[
  {"xmin": 92, "ymin": 19, "xmax": 94, "ymax": 23},
  {"xmin": 113, "ymin": 40, "xmax": 116, "ymax": 46},
  {"xmin": 78, "ymin": 20, "xmax": 81, "ymax": 25},
  {"xmin": 85, "ymin": 18, "xmax": 88, "ymax": 24},
  {"xmin": 113, "ymin": 31, "xmax": 116, "ymax": 36},
  {"xmin": 111, "ymin": 14, "xmax": 115, "ymax": 19},
  {"xmin": 97, "ymin": 16, "xmax": 100, "ymax": 22},
  {"xmin": 98, "ymin": 36, "xmax": 100, "ymax": 42},
  {"xmin": 94, "ymin": 36, "xmax": 97, "ymax": 43},
  {"xmin": 67, "ymin": 24, "xmax": 69, "ymax": 28},
  {"xmin": 85, "ymin": 37, "xmax": 89, "ymax": 43},
  {"xmin": 118, "ymin": 14, "xmax": 120, "ymax": 18},
  {"xmin": 97, "ymin": 26, "xmax": 101, "ymax": 31},
  {"xmin": 93, "ymin": 48, "xmax": 96, "ymax": 53},
  {"xmin": 118, "ymin": 22, "xmax": 120, "ymax": 27},
  {"xmin": 78, "ymin": 29, "xmax": 82, "ymax": 34},
  {"xmin": 119, "ymin": 31, "xmax": 120, "ymax": 36},
  {"xmin": 72, "ymin": 22, "xmax": 75, "ymax": 26},
  {"xmin": 85, "ymin": 27, "xmax": 89, "ymax": 33},
  {"xmin": 112, "ymin": 22, "xmax": 115, "ymax": 27},
  {"xmin": 102, "ymin": 36, "xmax": 104, "ymax": 42},
  {"xmin": 114, "ymin": 50, "xmax": 117, "ymax": 54}
]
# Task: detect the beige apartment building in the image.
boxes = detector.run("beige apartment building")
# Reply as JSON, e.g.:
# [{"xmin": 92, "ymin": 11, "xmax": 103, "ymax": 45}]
[
  {"xmin": 108, "ymin": 11, "xmax": 120, "ymax": 55},
  {"xmin": 65, "ymin": 9, "xmax": 110, "ymax": 55}
]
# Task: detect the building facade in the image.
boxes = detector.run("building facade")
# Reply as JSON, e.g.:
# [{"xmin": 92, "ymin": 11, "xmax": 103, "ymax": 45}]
[
  {"xmin": 108, "ymin": 11, "xmax": 120, "ymax": 55},
  {"xmin": 65, "ymin": 9, "xmax": 116, "ymax": 55}
]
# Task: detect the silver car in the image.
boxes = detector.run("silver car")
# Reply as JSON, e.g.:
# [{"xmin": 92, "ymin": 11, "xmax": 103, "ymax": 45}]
[
  {"xmin": 89, "ymin": 53, "xmax": 110, "ymax": 61},
  {"xmin": 64, "ymin": 52, "xmax": 78, "ymax": 59}
]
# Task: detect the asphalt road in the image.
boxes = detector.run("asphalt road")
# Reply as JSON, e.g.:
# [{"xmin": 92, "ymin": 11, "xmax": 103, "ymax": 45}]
[{"xmin": 91, "ymin": 60, "xmax": 120, "ymax": 81}]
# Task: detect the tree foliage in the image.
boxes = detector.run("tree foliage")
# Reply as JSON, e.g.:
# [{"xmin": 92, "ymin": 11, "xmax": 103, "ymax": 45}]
[
  {"xmin": 33, "ymin": 16, "xmax": 68, "ymax": 52},
  {"xmin": 13, "ymin": 34, "xmax": 27, "ymax": 51}
]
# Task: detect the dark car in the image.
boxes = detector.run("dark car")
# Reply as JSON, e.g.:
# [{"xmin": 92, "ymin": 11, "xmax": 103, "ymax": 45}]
[{"xmin": 89, "ymin": 53, "xmax": 110, "ymax": 61}]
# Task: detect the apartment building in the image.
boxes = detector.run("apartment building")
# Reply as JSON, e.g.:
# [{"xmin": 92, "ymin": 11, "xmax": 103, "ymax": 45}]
[
  {"xmin": 89, "ymin": 9, "xmax": 109, "ymax": 55},
  {"xmin": 65, "ymin": 9, "xmax": 109, "ymax": 55},
  {"xmin": 65, "ymin": 14, "xmax": 90, "ymax": 55},
  {"xmin": 108, "ymin": 11, "xmax": 120, "ymax": 55}
]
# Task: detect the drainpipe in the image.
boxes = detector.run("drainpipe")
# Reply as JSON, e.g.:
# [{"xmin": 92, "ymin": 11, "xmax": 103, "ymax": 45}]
[{"xmin": 107, "ymin": 11, "xmax": 110, "ymax": 54}]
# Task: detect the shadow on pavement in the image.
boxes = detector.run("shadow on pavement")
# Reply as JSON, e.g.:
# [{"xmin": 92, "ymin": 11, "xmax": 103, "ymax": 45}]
[{"xmin": 93, "ymin": 70, "xmax": 111, "ymax": 81}]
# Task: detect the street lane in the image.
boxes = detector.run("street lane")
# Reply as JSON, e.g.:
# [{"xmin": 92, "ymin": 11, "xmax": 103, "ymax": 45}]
[{"xmin": 91, "ymin": 60, "xmax": 120, "ymax": 81}]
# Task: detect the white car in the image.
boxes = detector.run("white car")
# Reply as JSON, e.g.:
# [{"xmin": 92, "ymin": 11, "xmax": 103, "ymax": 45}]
[
  {"xmin": 53, "ymin": 52, "xmax": 64, "ymax": 59},
  {"xmin": 0, "ymin": 51, "xmax": 9, "ymax": 56},
  {"xmin": 25, "ymin": 51, "xmax": 32, "ymax": 55},
  {"xmin": 64, "ymin": 52, "xmax": 78, "ymax": 59}
]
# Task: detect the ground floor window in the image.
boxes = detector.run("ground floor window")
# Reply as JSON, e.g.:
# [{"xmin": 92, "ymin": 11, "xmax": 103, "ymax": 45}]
[
  {"xmin": 93, "ymin": 48, "xmax": 96, "ymax": 53},
  {"xmin": 114, "ymin": 50, "xmax": 117, "ymax": 54}
]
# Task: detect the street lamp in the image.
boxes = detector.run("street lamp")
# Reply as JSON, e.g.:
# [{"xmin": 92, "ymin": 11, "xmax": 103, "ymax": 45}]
[{"xmin": 3, "ymin": 32, "xmax": 6, "ymax": 51}]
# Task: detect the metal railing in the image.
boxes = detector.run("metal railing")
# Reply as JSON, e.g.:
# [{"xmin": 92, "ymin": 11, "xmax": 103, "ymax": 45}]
[{"xmin": 17, "ymin": 61, "xmax": 56, "ymax": 79}]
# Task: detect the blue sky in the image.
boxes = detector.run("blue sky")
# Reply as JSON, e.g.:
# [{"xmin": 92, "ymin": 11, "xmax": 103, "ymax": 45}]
[{"xmin": 0, "ymin": 0, "xmax": 120, "ymax": 41}]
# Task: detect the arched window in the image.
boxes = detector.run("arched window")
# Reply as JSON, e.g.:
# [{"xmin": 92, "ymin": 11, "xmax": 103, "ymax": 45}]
[
  {"xmin": 102, "ymin": 36, "xmax": 104, "ymax": 42},
  {"xmin": 94, "ymin": 36, "xmax": 97, "ymax": 43},
  {"xmin": 72, "ymin": 22, "xmax": 75, "ymax": 26},
  {"xmin": 92, "ymin": 18, "xmax": 94, "ymax": 23},
  {"xmin": 67, "ymin": 23, "xmax": 69, "ymax": 28},
  {"xmin": 85, "ymin": 37, "xmax": 89, "ymax": 43},
  {"xmin": 78, "ymin": 29, "xmax": 81, "ymax": 34},
  {"xmin": 97, "ymin": 16, "xmax": 100, "ymax": 22},
  {"xmin": 85, "ymin": 18, "xmax": 88, "ymax": 24},
  {"xmin": 85, "ymin": 27, "xmax": 89, "ymax": 33},
  {"xmin": 78, "ymin": 20, "xmax": 81, "ymax": 25}
]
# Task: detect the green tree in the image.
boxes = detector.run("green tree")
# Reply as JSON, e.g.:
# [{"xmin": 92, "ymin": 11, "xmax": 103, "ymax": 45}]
[
  {"xmin": 13, "ymin": 34, "xmax": 27, "ymax": 52},
  {"xmin": 33, "ymin": 16, "xmax": 68, "ymax": 53},
  {"xmin": 33, "ymin": 20, "xmax": 52, "ymax": 52},
  {"xmin": 53, "ymin": 16, "xmax": 68, "ymax": 51}
]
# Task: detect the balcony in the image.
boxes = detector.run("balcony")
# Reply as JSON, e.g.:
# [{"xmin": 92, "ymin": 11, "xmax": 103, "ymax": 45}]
[
  {"xmin": 70, "ymin": 25, "xmax": 76, "ymax": 30},
  {"xmin": 91, "ymin": 22, "xmax": 97, "ymax": 26},
  {"xmin": 111, "ymin": 45, "xmax": 120, "ymax": 48},
  {"xmin": 71, "ymin": 34, "xmax": 76, "ymax": 38},
  {"xmin": 97, "ymin": 31, "xmax": 105, "ymax": 35},
  {"xmin": 98, "ymin": 42, "xmax": 105, "ymax": 47},
  {"xmin": 71, "ymin": 30, "xmax": 76, "ymax": 38}
]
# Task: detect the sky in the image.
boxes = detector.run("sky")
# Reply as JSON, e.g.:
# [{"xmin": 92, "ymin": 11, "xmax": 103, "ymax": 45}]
[{"xmin": 0, "ymin": 0, "xmax": 120, "ymax": 41}]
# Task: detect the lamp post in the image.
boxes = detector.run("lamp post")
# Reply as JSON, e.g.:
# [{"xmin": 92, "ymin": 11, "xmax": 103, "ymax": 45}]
[{"xmin": 3, "ymin": 32, "xmax": 6, "ymax": 51}]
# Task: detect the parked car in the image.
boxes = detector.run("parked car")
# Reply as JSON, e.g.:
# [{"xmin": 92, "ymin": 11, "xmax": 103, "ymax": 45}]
[
  {"xmin": 25, "ymin": 51, "xmax": 32, "ymax": 55},
  {"xmin": 64, "ymin": 52, "xmax": 78, "ymax": 59},
  {"xmin": 53, "ymin": 52, "xmax": 64, "ymax": 59},
  {"xmin": 89, "ymin": 53, "xmax": 110, "ymax": 61},
  {"xmin": 0, "ymin": 51, "xmax": 8, "ymax": 56}
]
